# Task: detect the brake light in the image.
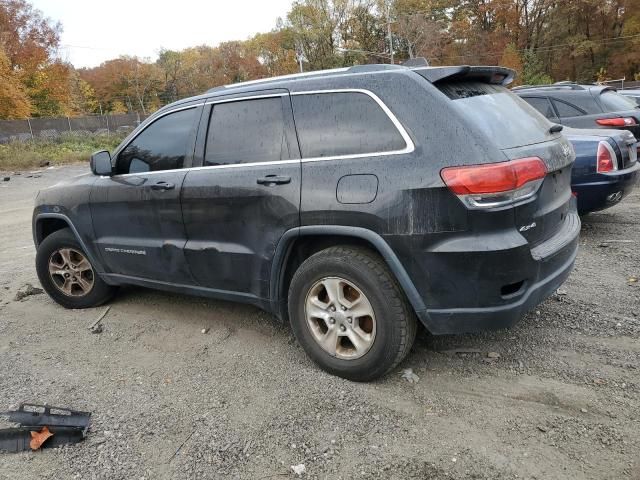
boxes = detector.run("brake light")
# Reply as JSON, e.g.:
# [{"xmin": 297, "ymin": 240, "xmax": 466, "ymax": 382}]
[
  {"xmin": 597, "ymin": 141, "xmax": 617, "ymax": 173},
  {"xmin": 440, "ymin": 157, "xmax": 547, "ymax": 209},
  {"xmin": 596, "ymin": 117, "xmax": 637, "ymax": 127}
]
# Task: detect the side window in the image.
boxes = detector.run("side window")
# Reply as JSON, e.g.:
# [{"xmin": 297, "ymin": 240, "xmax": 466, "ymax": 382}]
[
  {"xmin": 552, "ymin": 99, "xmax": 586, "ymax": 118},
  {"xmin": 522, "ymin": 97, "xmax": 558, "ymax": 120},
  {"xmin": 291, "ymin": 92, "xmax": 407, "ymax": 158},
  {"xmin": 205, "ymin": 97, "xmax": 289, "ymax": 166},
  {"xmin": 116, "ymin": 107, "xmax": 198, "ymax": 174}
]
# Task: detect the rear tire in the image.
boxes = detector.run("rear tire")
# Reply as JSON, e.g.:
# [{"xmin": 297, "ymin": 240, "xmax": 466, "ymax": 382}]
[
  {"xmin": 288, "ymin": 246, "xmax": 417, "ymax": 381},
  {"xmin": 36, "ymin": 228, "xmax": 115, "ymax": 309}
]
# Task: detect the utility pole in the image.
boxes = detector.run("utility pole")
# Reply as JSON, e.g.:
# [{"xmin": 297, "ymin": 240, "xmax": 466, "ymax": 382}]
[
  {"xmin": 386, "ymin": 2, "xmax": 394, "ymax": 65},
  {"xmin": 296, "ymin": 42, "xmax": 304, "ymax": 73}
]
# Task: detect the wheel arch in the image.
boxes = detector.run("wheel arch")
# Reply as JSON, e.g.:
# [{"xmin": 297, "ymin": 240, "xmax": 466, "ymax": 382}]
[
  {"xmin": 270, "ymin": 226, "xmax": 427, "ymax": 321},
  {"xmin": 34, "ymin": 215, "xmax": 71, "ymax": 247},
  {"xmin": 33, "ymin": 213, "xmax": 106, "ymax": 274}
]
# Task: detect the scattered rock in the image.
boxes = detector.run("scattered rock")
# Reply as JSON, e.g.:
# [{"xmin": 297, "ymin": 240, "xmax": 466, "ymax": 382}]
[
  {"xmin": 2, "ymin": 177, "xmax": 9, "ymax": 182},
  {"xmin": 291, "ymin": 463, "xmax": 306, "ymax": 476},
  {"xmin": 556, "ymin": 288, "xmax": 568, "ymax": 296},
  {"xmin": 581, "ymin": 408, "xmax": 588, "ymax": 414},
  {"xmin": 39, "ymin": 160, "xmax": 50, "ymax": 168},
  {"xmin": 599, "ymin": 242, "xmax": 609, "ymax": 248},
  {"xmin": 14, "ymin": 283, "xmax": 44, "ymax": 301},
  {"xmin": 628, "ymin": 276, "xmax": 638, "ymax": 284},
  {"xmin": 537, "ymin": 425, "xmax": 548, "ymax": 432},
  {"xmin": 201, "ymin": 328, "xmax": 210, "ymax": 334},
  {"xmin": 401, "ymin": 368, "xmax": 420, "ymax": 383},
  {"xmin": 91, "ymin": 324, "xmax": 103, "ymax": 334},
  {"xmin": 487, "ymin": 352, "xmax": 501, "ymax": 359}
]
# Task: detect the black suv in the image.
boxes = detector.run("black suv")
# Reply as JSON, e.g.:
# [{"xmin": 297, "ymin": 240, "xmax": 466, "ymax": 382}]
[
  {"xmin": 514, "ymin": 83, "xmax": 640, "ymax": 138},
  {"xmin": 33, "ymin": 64, "xmax": 580, "ymax": 381}
]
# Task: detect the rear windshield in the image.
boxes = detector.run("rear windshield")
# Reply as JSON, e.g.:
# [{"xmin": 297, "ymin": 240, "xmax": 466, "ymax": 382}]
[
  {"xmin": 600, "ymin": 90, "xmax": 640, "ymax": 112},
  {"xmin": 438, "ymin": 82, "xmax": 555, "ymax": 149}
]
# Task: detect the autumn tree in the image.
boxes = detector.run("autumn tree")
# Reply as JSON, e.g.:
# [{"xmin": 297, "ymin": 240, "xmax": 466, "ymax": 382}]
[
  {"xmin": 0, "ymin": 45, "xmax": 30, "ymax": 118},
  {"xmin": 0, "ymin": 0, "xmax": 80, "ymax": 117},
  {"xmin": 500, "ymin": 43, "xmax": 523, "ymax": 84},
  {"xmin": 5, "ymin": 0, "xmax": 640, "ymax": 120},
  {"xmin": 249, "ymin": 29, "xmax": 300, "ymax": 76}
]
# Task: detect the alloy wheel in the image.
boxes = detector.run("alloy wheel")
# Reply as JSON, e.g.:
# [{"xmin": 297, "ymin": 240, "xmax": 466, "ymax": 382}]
[
  {"xmin": 48, "ymin": 248, "xmax": 95, "ymax": 297},
  {"xmin": 304, "ymin": 276, "xmax": 376, "ymax": 360}
]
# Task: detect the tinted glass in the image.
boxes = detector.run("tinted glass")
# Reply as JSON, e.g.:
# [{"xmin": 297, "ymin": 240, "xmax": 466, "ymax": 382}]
[
  {"xmin": 438, "ymin": 82, "xmax": 554, "ymax": 149},
  {"xmin": 522, "ymin": 97, "xmax": 558, "ymax": 119},
  {"xmin": 552, "ymin": 99, "xmax": 585, "ymax": 118},
  {"xmin": 557, "ymin": 94, "xmax": 600, "ymax": 114},
  {"xmin": 205, "ymin": 97, "xmax": 288, "ymax": 166},
  {"xmin": 117, "ymin": 108, "xmax": 197, "ymax": 174},
  {"xmin": 599, "ymin": 90, "xmax": 640, "ymax": 111},
  {"xmin": 292, "ymin": 92, "xmax": 406, "ymax": 158}
]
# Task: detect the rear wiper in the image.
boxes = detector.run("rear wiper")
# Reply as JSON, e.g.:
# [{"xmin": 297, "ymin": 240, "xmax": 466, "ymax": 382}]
[{"xmin": 549, "ymin": 124, "xmax": 564, "ymax": 134}]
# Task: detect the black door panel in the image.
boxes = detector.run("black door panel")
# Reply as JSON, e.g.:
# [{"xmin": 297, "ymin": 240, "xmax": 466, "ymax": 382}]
[
  {"xmin": 90, "ymin": 172, "xmax": 194, "ymax": 283},
  {"xmin": 181, "ymin": 91, "xmax": 301, "ymax": 299},
  {"xmin": 181, "ymin": 163, "xmax": 300, "ymax": 297},
  {"xmin": 90, "ymin": 104, "xmax": 202, "ymax": 283}
]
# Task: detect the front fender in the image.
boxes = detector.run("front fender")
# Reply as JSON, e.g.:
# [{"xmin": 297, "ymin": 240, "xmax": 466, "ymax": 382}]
[{"xmin": 32, "ymin": 210, "xmax": 107, "ymax": 275}]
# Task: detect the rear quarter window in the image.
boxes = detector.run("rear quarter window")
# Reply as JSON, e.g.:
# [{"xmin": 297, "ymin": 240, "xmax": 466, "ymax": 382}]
[
  {"xmin": 599, "ymin": 90, "xmax": 640, "ymax": 112},
  {"xmin": 291, "ymin": 91, "xmax": 407, "ymax": 158},
  {"xmin": 551, "ymin": 99, "xmax": 585, "ymax": 118},
  {"xmin": 522, "ymin": 97, "xmax": 558, "ymax": 120},
  {"xmin": 437, "ymin": 82, "xmax": 553, "ymax": 149}
]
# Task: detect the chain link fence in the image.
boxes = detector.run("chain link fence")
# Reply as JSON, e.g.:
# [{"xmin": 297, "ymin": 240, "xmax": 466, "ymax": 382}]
[{"xmin": 0, "ymin": 113, "xmax": 149, "ymax": 144}]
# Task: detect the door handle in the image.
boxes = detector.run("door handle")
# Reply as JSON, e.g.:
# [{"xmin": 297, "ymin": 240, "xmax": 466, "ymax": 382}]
[
  {"xmin": 257, "ymin": 175, "xmax": 291, "ymax": 186},
  {"xmin": 150, "ymin": 181, "xmax": 175, "ymax": 191}
]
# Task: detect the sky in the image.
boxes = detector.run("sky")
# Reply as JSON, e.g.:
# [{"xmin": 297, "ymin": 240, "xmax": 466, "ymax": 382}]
[{"xmin": 30, "ymin": 0, "xmax": 296, "ymax": 68}]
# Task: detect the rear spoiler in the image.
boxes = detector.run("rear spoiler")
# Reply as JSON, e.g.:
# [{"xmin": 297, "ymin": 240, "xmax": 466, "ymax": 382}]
[{"xmin": 412, "ymin": 66, "xmax": 516, "ymax": 86}]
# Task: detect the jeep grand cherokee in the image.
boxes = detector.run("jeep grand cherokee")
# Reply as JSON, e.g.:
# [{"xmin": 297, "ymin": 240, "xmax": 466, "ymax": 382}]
[{"xmin": 32, "ymin": 64, "xmax": 580, "ymax": 381}]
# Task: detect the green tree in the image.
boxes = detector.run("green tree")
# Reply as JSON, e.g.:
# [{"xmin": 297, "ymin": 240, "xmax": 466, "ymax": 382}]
[{"xmin": 521, "ymin": 48, "xmax": 553, "ymax": 85}]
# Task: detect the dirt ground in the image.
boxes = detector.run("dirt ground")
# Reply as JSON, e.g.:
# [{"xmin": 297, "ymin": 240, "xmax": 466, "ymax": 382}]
[{"xmin": 0, "ymin": 165, "xmax": 639, "ymax": 480}]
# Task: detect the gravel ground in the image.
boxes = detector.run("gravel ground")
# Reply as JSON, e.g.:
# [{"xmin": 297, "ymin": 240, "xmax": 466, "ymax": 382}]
[{"xmin": 0, "ymin": 165, "xmax": 639, "ymax": 480}]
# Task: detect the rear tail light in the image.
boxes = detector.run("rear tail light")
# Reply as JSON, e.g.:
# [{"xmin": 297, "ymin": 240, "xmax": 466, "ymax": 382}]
[
  {"xmin": 440, "ymin": 157, "xmax": 547, "ymax": 209},
  {"xmin": 597, "ymin": 141, "xmax": 618, "ymax": 173},
  {"xmin": 596, "ymin": 117, "xmax": 637, "ymax": 127}
]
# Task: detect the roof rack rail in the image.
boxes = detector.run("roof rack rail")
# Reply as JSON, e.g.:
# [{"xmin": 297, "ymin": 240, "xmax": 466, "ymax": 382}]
[
  {"xmin": 512, "ymin": 83, "xmax": 585, "ymax": 91},
  {"xmin": 205, "ymin": 64, "xmax": 404, "ymax": 93}
]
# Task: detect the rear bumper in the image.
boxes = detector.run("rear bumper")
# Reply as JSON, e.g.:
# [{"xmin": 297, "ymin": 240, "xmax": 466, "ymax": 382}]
[
  {"xmin": 573, "ymin": 163, "xmax": 639, "ymax": 214},
  {"xmin": 413, "ymin": 207, "xmax": 581, "ymax": 335}
]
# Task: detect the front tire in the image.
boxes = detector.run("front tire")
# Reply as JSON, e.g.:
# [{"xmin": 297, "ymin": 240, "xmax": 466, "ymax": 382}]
[
  {"xmin": 288, "ymin": 246, "xmax": 417, "ymax": 381},
  {"xmin": 36, "ymin": 228, "xmax": 115, "ymax": 309}
]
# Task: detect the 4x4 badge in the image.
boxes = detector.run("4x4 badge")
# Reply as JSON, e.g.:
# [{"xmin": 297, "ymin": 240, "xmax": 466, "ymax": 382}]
[{"xmin": 519, "ymin": 222, "xmax": 537, "ymax": 232}]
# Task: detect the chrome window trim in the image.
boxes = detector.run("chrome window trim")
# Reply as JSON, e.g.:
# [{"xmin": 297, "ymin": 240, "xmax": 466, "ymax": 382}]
[
  {"xmin": 290, "ymin": 88, "xmax": 415, "ymax": 162},
  {"xmin": 112, "ymin": 88, "xmax": 415, "ymax": 178},
  {"xmin": 111, "ymin": 159, "xmax": 301, "ymax": 178}
]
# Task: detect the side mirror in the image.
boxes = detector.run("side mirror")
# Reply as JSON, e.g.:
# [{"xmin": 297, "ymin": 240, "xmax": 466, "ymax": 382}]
[{"xmin": 90, "ymin": 150, "xmax": 113, "ymax": 176}]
